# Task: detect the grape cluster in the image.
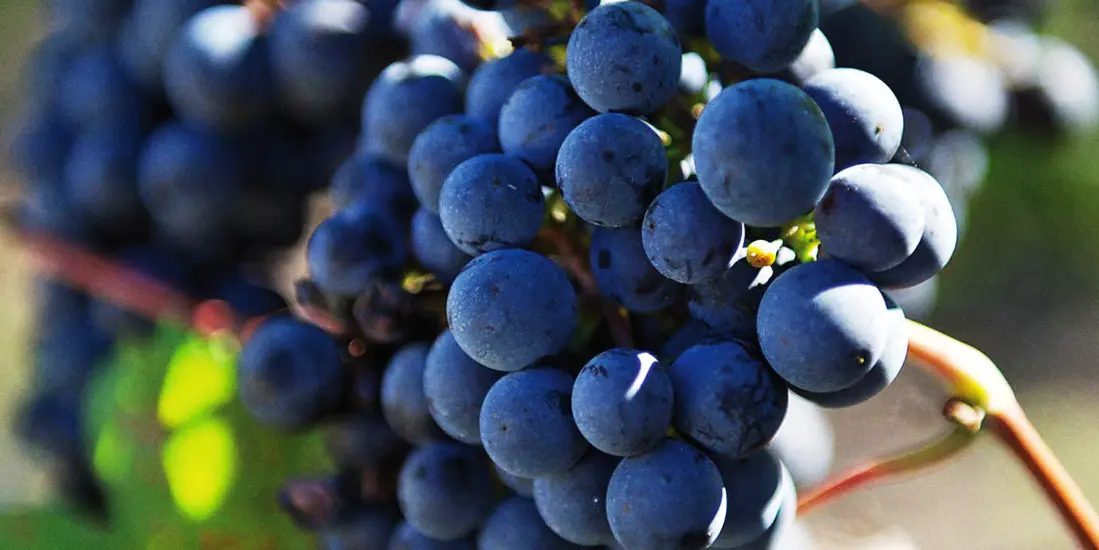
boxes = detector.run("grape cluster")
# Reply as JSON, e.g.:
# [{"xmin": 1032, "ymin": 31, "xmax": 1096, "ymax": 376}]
[{"xmin": 8, "ymin": 0, "xmax": 1096, "ymax": 547}]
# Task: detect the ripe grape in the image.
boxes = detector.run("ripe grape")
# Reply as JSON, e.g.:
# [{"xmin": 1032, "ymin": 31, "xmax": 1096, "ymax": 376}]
[
  {"xmin": 709, "ymin": 451, "xmax": 789, "ymax": 548},
  {"xmin": 642, "ymin": 181, "xmax": 745, "ymax": 284},
  {"xmin": 705, "ymin": 0, "xmax": 818, "ymax": 72},
  {"xmin": 437, "ymin": 153, "xmax": 545, "ymax": 255},
  {"xmin": 330, "ymin": 151, "xmax": 418, "ymax": 216},
  {"xmin": 306, "ymin": 202, "xmax": 409, "ymax": 296},
  {"xmin": 388, "ymin": 521, "xmax": 475, "ymax": 550},
  {"xmin": 498, "ymin": 75, "xmax": 595, "ymax": 172},
  {"xmin": 464, "ymin": 48, "xmax": 554, "ymax": 131},
  {"xmin": 411, "ymin": 209, "xmax": 474, "ymax": 284},
  {"xmin": 478, "ymin": 496, "xmax": 584, "ymax": 550},
  {"xmin": 572, "ymin": 349, "xmax": 674, "ymax": 458},
  {"xmin": 382, "ymin": 343, "xmax": 447, "ymax": 444},
  {"xmin": 423, "ymin": 330, "xmax": 504, "ymax": 445},
  {"xmin": 408, "ymin": 114, "xmax": 499, "ymax": 213},
  {"xmin": 534, "ymin": 450, "xmax": 619, "ymax": 546},
  {"xmin": 318, "ymin": 506, "xmax": 400, "ymax": 550},
  {"xmin": 803, "ymin": 68, "xmax": 905, "ymax": 170},
  {"xmin": 396, "ymin": 442, "xmax": 496, "ymax": 541},
  {"xmin": 590, "ymin": 227, "xmax": 683, "ymax": 313}
]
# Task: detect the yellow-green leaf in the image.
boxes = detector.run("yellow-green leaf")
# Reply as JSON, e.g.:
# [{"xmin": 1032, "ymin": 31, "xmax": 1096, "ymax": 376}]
[
  {"xmin": 157, "ymin": 334, "xmax": 238, "ymax": 429},
  {"xmin": 162, "ymin": 416, "xmax": 237, "ymax": 522}
]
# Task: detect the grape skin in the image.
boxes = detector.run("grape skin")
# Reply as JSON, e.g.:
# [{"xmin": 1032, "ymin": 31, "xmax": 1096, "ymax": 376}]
[
  {"xmin": 533, "ymin": 451, "xmax": 619, "ymax": 545},
  {"xmin": 642, "ymin": 181, "xmax": 745, "ymax": 285},
  {"xmin": 556, "ymin": 113, "xmax": 669, "ymax": 228},
  {"xmin": 704, "ymin": 0, "xmax": 818, "ymax": 72},
  {"xmin": 687, "ymin": 259, "xmax": 770, "ymax": 339},
  {"xmin": 237, "ymin": 317, "xmax": 343, "ymax": 429},
  {"xmin": 411, "ymin": 209, "xmax": 473, "ymax": 284},
  {"xmin": 318, "ymin": 506, "xmax": 400, "ymax": 550},
  {"xmin": 814, "ymin": 163, "xmax": 927, "ymax": 272},
  {"xmin": 388, "ymin": 521, "xmax": 475, "ymax": 550},
  {"xmin": 397, "ymin": 442, "xmax": 496, "ymax": 541},
  {"xmin": 381, "ymin": 343, "xmax": 447, "ymax": 445},
  {"xmin": 566, "ymin": 2, "xmax": 683, "ymax": 115},
  {"xmin": 803, "ymin": 68, "xmax": 905, "ymax": 171},
  {"xmin": 478, "ymin": 496, "xmax": 584, "ymax": 550},
  {"xmin": 709, "ymin": 451, "xmax": 788, "ymax": 548},
  {"xmin": 590, "ymin": 227, "xmax": 683, "ymax": 313},
  {"xmin": 498, "ymin": 74, "xmax": 595, "ymax": 173},
  {"xmin": 668, "ymin": 341, "xmax": 789, "ymax": 459},
  {"xmin": 692, "ymin": 79, "xmax": 835, "ymax": 227},
  {"xmin": 572, "ymin": 348, "xmax": 674, "ymax": 458},
  {"xmin": 479, "ymin": 367, "xmax": 589, "ymax": 478},
  {"xmin": 437, "ymin": 153, "xmax": 545, "ymax": 256},
  {"xmin": 329, "ymin": 151, "xmax": 418, "ymax": 216},
  {"xmin": 605, "ymin": 439, "xmax": 727, "ymax": 550},
  {"xmin": 446, "ymin": 249, "xmax": 578, "ymax": 372},
  {"xmin": 757, "ymin": 259, "xmax": 889, "ymax": 393},
  {"xmin": 408, "ymin": 114, "xmax": 499, "ymax": 214},
  {"xmin": 494, "ymin": 462, "xmax": 534, "ymax": 497},
  {"xmin": 306, "ymin": 202, "xmax": 409, "ymax": 296},
  {"xmin": 423, "ymin": 330, "xmax": 503, "ymax": 445},
  {"xmin": 464, "ymin": 48, "xmax": 554, "ymax": 132}
]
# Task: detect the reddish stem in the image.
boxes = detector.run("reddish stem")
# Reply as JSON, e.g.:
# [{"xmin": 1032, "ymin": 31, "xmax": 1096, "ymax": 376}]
[{"xmin": 988, "ymin": 407, "xmax": 1099, "ymax": 549}]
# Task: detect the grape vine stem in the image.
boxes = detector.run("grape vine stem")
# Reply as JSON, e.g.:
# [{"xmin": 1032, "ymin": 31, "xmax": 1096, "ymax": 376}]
[{"xmin": 799, "ymin": 321, "xmax": 1099, "ymax": 550}]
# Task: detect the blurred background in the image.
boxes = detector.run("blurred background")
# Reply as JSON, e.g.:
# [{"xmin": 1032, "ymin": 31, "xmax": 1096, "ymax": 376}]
[{"xmin": 1, "ymin": 0, "xmax": 1098, "ymax": 549}]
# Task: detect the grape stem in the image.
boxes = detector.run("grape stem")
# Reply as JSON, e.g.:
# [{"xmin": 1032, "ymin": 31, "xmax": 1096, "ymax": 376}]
[{"xmin": 799, "ymin": 321, "xmax": 1099, "ymax": 550}]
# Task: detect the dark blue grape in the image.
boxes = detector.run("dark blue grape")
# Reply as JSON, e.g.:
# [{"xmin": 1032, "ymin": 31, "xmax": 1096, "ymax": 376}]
[
  {"xmin": 480, "ymin": 368, "xmax": 588, "ymax": 477},
  {"xmin": 566, "ymin": 2, "xmax": 682, "ymax": 115},
  {"xmin": 465, "ymin": 48, "xmax": 553, "ymax": 131},
  {"xmin": 447, "ymin": 249, "xmax": 578, "ymax": 371},
  {"xmin": 408, "ymin": 114, "xmax": 499, "ymax": 213},
  {"xmin": 693, "ymin": 78, "xmax": 834, "ymax": 227},
  {"xmin": 804, "ymin": 68, "xmax": 904, "ymax": 171},
  {"xmin": 757, "ymin": 259, "xmax": 889, "ymax": 393},
  {"xmin": 478, "ymin": 496, "xmax": 584, "ymax": 550},
  {"xmin": 662, "ymin": 0, "xmax": 707, "ymax": 38},
  {"xmin": 705, "ymin": 0, "xmax": 817, "ymax": 72},
  {"xmin": 642, "ymin": 181, "xmax": 745, "ymax": 284},
  {"xmin": 557, "ymin": 114, "xmax": 668, "ymax": 227},
  {"xmin": 411, "ymin": 209, "xmax": 473, "ymax": 284},
  {"xmin": 687, "ymin": 259, "xmax": 770, "ymax": 338},
  {"xmin": 59, "ymin": 47, "xmax": 149, "ymax": 131},
  {"xmin": 494, "ymin": 463, "xmax": 534, "ymax": 497},
  {"xmin": 382, "ymin": 343, "xmax": 447, "ymax": 444},
  {"xmin": 659, "ymin": 318, "xmax": 729, "ymax": 363},
  {"xmin": 323, "ymin": 414, "xmax": 411, "ymax": 468},
  {"xmin": 237, "ymin": 317, "xmax": 343, "ymax": 429},
  {"xmin": 423, "ymin": 329, "xmax": 503, "ymax": 445},
  {"xmin": 437, "ymin": 154, "xmax": 544, "ymax": 255},
  {"xmin": 572, "ymin": 349, "xmax": 673, "ymax": 457},
  {"xmin": 330, "ymin": 151, "xmax": 418, "ymax": 216},
  {"xmin": 388, "ymin": 521, "xmax": 475, "ymax": 550},
  {"xmin": 362, "ymin": 55, "xmax": 465, "ymax": 165},
  {"xmin": 163, "ymin": 5, "xmax": 275, "ymax": 131},
  {"xmin": 318, "ymin": 506, "xmax": 400, "ymax": 550},
  {"xmin": 269, "ymin": 0, "xmax": 380, "ymax": 123},
  {"xmin": 65, "ymin": 123, "xmax": 147, "ymax": 231},
  {"xmin": 710, "ymin": 451, "xmax": 786, "ymax": 548},
  {"xmin": 669, "ymin": 341, "xmax": 788, "ymax": 458},
  {"xmin": 306, "ymin": 202, "xmax": 409, "ymax": 296},
  {"xmin": 815, "ymin": 163, "xmax": 927, "ymax": 272},
  {"xmin": 867, "ymin": 166, "xmax": 958, "ymax": 289},
  {"xmin": 11, "ymin": 105, "xmax": 75, "ymax": 185},
  {"xmin": 606, "ymin": 438, "xmax": 726, "ymax": 550},
  {"xmin": 721, "ymin": 464, "xmax": 797, "ymax": 550},
  {"xmin": 404, "ymin": 0, "xmax": 508, "ymax": 74},
  {"xmin": 117, "ymin": 0, "xmax": 224, "ymax": 89},
  {"xmin": 396, "ymin": 442, "xmax": 496, "ymax": 541},
  {"xmin": 795, "ymin": 297, "xmax": 907, "ymax": 408},
  {"xmin": 534, "ymin": 451, "xmax": 619, "ymax": 545},
  {"xmin": 498, "ymin": 75, "xmax": 595, "ymax": 172},
  {"xmin": 590, "ymin": 227, "xmax": 683, "ymax": 313}
]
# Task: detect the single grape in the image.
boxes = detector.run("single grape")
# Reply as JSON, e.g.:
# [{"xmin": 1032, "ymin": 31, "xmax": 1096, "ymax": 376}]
[
  {"xmin": 815, "ymin": 163, "xmax": 927, "ymax": 272},
  {"xmin": 705, "ymin": 0, "xmax": 817, "ymax": 72},
  {"xmin": 591, "ymin": 227, "xmax": 683, "ymax": 313},
  {"xmin": 687, "ymin": 259, "xmax": 771, "ymax": 338},
  {"xmin": 423, "ymin": 329, "xmax": 504, "ymax": 445},
  {"xmin": 465, "ymin": 48, "xmax": 554, "ymax": 131},
  {"xmin": 757, "ymin": 260, "xmax": 889, "ymax": 393},
  {"xmin": 478, "ymin": 496, "xmax": 584, "ymax": 550},
  {"xmin": 605, "ymin": 439, "xmax": 727, "ymax": 550},
  {"xmin": 117, "ymin": 0, "xmax": 224, "ymax": 89},
  {"xmin": 709, "ymin": 451, "xmax": 787, "ymax": 548},
  {"xmin": 60, "ymin": 46, "xmax": 149, "ymax": 132},
  {"xmin": 362, "ymin": 55, "xmax": 464, "ymax": 165},
  {"xmin": 306, "ymin": 202, "xmax": 408, "ymax": 296},
  {"xmin": 572, "ymin": 349, "xmax": 674, "ymax": 457},
  {"xmin": 669, "ymin": 341, "xmax": 788, "ymax": 458},
  {"xmin": 397, "ymin": 442, "xmax": 496, "ymax": 541},
  {"xmin": 795, "ymin": 296, "xmax": 907, "ymax": 408},
  {"xmin": 866, "ymin": 166, "xmax": 958, "ymax": 289},
  {"xmin": 163, "ymin": 5, "xmax": 275, "ymax": 131},
  {"xmin": 642, "ymin": 181, "xmax": 745, "ymax": 284},
  {"xmin": 721, "ymin": 463, "xmax": 798, "ymax": 550},
  {"xmin": 566, "ymin": 2, "xmax": 682, "ymax": 114},
  {"xmin": 534, "ymin": 451, "xmax": 619, "ymax": 546},
  {"xmin": 438, "ymin": 154, "xmax": 545, "ymax": 255},
  {"xmin": 388, "ymin": 522, "xmax": 474, "ymax": 550},
  {"xmin": 447, "ymin": 249, "xmax": 578, "ymax": 371},
  {"xmin": 556, "ymin": 113, "xmax": 668, "ymax": 228},
  {"xmin": 692, "ymin": 79, "xmax": 834, "ymax": 227},
  {"xmin": 804, "ymin": 68, "xmax": 905, "ymax": 170},
  {"xmin": 65, "ymin": 123, "xmax": 147, "ymax": 232},
  {"xmin": 408, "ymin": 114, "xmax": 499, "ymax": 213},
  {"xmin": 330, "ymin": 151, "xmax": 418, "ymax": 216},
  {"xmin": 498, "ymin": 74, "xmax": 595, "ymax": 172},
  {"xmin": 237, "ymin": 317, "xmax": 343, "ymax": 429},
  {"xmin": 479, "ymin": 367, "xmax": 589, "ymax": 477},
  {"xmin": 318, "ymin": 506, "xmax": 401, "ymax": 550},
  {"xmin": 411, "ymin": 209, "xmax": 473, "ymax": 284},
  {"xmin": 382, "ymin": 343, "xmax": 447, "ymax": 445}
]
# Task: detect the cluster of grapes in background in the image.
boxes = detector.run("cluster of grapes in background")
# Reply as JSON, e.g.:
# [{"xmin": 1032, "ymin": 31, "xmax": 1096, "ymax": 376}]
[{"xmin": 5, "ymin": 0, "xmax": 1097, "ymax": 548}]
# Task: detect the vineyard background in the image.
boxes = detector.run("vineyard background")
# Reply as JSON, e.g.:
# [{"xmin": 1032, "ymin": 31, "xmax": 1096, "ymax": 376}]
[{"xmin": 1, "ymin": 2, "xmax": 1098, "ymax": 548}]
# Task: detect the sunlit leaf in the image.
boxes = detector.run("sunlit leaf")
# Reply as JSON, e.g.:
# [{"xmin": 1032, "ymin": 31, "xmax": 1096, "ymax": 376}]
[
  {"xmin": 162, "ymin": 417, "xmax": 237, "ymax": 522},
  {"xmin": 157, "ymin": 334, "xmax": 238, "ymax": 429}
]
